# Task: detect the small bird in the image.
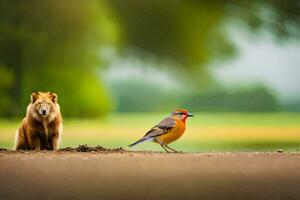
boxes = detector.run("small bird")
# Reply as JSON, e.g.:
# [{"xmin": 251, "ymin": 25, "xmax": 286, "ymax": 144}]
[{"xmin": 128, "ymin": 109, "xmax": 194, "ymax": 152}]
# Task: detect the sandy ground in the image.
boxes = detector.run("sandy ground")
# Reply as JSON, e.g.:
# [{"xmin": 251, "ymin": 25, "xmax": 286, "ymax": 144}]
[{"xmin": 1, "ymin": 150, "xmax": 300, "ymax": 200}]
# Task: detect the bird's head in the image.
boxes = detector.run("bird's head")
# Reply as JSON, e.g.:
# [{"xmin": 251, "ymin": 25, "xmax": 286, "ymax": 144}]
[{"xmin": 171, "ymin": 109, "xmax": 194, "ymax": 123}]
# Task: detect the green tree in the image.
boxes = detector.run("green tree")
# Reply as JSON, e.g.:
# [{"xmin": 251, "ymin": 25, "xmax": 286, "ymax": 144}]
[
  {"xmin": 182, "ymin": 86, "xmax": 280, "ymax": 112},
  {"xmin": 0, "ymin": 0, "xmax": 117, "ymax": 118},
  {"xmin": 107, "ymin": 0, "xmax": 300, "ymax": 66}
]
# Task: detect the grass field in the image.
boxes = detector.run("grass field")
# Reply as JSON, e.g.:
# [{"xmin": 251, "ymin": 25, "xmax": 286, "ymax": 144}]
[{"xmin": 1, "ymin": 112, "xmax": 300, "ymax": 151}]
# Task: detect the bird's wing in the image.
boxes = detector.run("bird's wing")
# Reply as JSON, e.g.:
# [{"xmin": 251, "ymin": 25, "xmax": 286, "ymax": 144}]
[{"xmin": 143, "ymin": 117, "xmax": 176, "ymax": 139}]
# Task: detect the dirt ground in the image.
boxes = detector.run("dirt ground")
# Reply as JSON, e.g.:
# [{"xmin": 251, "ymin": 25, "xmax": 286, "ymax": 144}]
[{"xmin": 1, "ymin": 147, "xmax": 300, "ymax": 200}]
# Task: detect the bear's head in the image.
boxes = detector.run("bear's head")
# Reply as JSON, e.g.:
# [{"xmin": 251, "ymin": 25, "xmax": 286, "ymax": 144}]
[{"xmin": 30, "ymin": 91, "xmax": 58, "ymax": 119}]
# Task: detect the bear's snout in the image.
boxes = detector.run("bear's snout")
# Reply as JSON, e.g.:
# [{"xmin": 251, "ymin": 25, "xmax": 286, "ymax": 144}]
[
  {"xmin": 39, "ymin": 105, "xmax": 50, "ymax": 117},
  {"xmin": 39, "ymin": 109, "xmax": 48, "ymax": 116}
]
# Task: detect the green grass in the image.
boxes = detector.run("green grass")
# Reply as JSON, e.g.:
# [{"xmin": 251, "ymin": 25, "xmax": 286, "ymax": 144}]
[{"xmin": 1, "ymin": 112, "xmax": 300, "ymax": 151}]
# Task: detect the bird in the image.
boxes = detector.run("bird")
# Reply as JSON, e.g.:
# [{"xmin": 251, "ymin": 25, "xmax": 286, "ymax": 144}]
[{"xmin": 128, "ymin": 109, "xmax": 194, "ymax": 153}]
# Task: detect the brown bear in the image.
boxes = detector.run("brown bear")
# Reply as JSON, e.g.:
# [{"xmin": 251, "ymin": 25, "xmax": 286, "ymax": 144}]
[{"xmin": 14, "ymin": 91, "xmax": 63, "ymax": 150}]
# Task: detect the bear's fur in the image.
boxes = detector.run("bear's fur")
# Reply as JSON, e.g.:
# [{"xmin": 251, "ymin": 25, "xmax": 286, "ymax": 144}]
[{"xmin": 15, "ymin": 92, "xmax": 63, "ymax": 150}]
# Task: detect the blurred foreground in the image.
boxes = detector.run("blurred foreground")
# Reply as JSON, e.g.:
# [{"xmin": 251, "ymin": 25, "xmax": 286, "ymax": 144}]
[
  {"xmin": 0, "ymin": 152, "xmax": 300, "ymax": 200},
  {"xmin": 1, "ymin": 113, "xmax": 300, "ymax": 151}
]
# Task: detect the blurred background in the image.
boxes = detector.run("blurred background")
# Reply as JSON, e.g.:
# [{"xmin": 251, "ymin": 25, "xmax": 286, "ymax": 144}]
[{"xmin": 0, "ymin": 0, "xmax": 300, "ymax": 151}]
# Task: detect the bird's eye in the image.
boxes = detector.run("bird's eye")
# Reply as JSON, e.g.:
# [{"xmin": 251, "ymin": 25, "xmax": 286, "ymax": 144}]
[{"xmin": 174, "ymin": 112, "xmax": 184, "ymax": 115}]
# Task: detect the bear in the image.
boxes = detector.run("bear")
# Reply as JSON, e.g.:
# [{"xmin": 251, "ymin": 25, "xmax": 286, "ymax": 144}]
[{"xmin": 14, "ymin": 91, "xmax": 63, "ymax": 150}]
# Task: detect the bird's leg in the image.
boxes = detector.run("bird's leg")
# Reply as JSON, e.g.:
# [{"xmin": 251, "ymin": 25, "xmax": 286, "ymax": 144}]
[
  {"xmin": 165, "ymin": 145, "xmax": 180, "ymax": 153},
  {"xmin": 160, "ymin": 144, "xmax": 170, "ymax": 153}
]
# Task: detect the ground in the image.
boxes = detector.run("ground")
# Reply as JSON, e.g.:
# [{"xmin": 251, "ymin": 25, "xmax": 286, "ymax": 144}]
[
  {"xmin": 1, "ymin": 148, "xmax": 300, "ymax": 200},
  {"xmin": 1, "ymin": 113, "xmax": 300, "ymax": 199}
]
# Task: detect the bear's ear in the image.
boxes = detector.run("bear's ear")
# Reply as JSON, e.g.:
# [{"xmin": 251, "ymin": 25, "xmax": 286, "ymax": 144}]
[
  {"xmin": 49, "ymin": 92, "xmax": 58, "ymax": 103},
  {"xmin": 31, "ymin": 91, "xmax": 39, "ymax": 103}
]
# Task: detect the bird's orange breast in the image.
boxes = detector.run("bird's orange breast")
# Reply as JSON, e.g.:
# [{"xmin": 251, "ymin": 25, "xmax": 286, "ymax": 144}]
[{"xmin": 155, "ymin": 119, "xmax": 186, "ymax": 145}]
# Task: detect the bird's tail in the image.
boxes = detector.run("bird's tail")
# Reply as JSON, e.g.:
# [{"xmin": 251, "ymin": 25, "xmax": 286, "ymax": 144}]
[{"xmin": 128, "ymin": 137, "xmax": 152, "ymax": 147}]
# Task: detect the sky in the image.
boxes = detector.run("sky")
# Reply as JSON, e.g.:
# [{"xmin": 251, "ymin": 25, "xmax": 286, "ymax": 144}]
[{"xmin": 212, "ymin": 28, "xmax": 300, "ymax": 103}]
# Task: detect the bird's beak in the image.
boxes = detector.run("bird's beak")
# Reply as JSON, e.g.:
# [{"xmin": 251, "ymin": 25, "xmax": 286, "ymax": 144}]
[{"xmin": 188, "ymin": 112, "xmax": 194, "ymax": 117}]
